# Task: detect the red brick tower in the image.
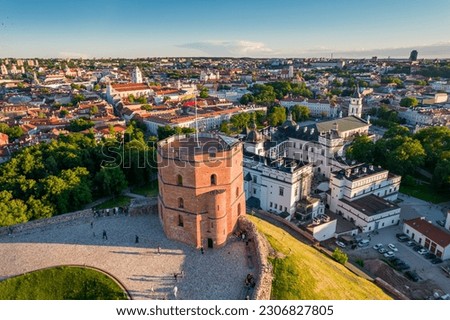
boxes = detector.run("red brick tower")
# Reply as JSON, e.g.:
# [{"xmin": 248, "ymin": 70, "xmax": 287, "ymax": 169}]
[{"xmin": 157, "ymin": 133, "xmax": 245, "ymax": 248}]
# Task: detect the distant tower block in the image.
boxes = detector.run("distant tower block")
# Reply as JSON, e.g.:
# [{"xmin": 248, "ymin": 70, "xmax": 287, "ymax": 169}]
[
  {"xmin": 409, "ymin": 50, "xmax": 418, "ymax": 62},
  {"xmin": 157, "ymin": 133, "xmax": 245, "ymax": 248},
  {"xmin": 288, "ymin": 65, "xmax": 294, "ymax": 78},
  {"xmin": 348, "ymin": 85, "xmax": 363, "ymax": 118},
  {"xmin": 132, "ymin": 66, "xmax": 143, "ymax": 83}
]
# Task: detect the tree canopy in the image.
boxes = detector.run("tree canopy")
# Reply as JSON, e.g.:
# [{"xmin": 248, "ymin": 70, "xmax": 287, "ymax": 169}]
[{"xmin": 399, "ymin": 97, "xmax": 419, "ymax": 108}]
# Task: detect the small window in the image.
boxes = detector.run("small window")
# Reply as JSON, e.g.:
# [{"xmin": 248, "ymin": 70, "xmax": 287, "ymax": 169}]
[
  {"xmin": 253, "ymin": 176, "xmax": 257, "ymax": 183},
  {"xmin": 279, "ymin": 187, "xmax": 284, "ymax": 196},
  {"xmin": 270, "ymin": 202, "xmax": 273, "ymax": 208},
  {"xmin": 406, "ymin": 229, "xmax": 409, "ymax": 234},
  {"xmin": 275, "ymin": 204, "xmax": 278, "ymax": 209},
  {"xmin": 253, "ymin": 188, "xmax": 256, "ymax": 194},
  {"xmin": 211, "ymin": 174, "xmax": 217, "ymax": 185},
  {"xmin": 177, "ymin": 175, "xmax": 183, "ymax": 186},
  {"xmin": 178, "ymin": 214, "xmax": 184, "ymax": 227},
  {"xmin": 178, "ymin": 198, "xmax": 184, "ymax": 209},
  {"xmin": 236, "ymin": 187, "xmax": 239, "ymax": 197},
  {"xmin": 238, "ymin": 203, "xmax": 241, "ymax": 216}
]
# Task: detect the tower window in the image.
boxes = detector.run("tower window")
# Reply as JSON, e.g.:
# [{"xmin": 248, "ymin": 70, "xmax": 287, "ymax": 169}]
[
  {"xmin": 236, "ymin": 187, "xmax": 239, "ymax": 197},
  {"xmin": 279, "ymin": 187, "xmax": 284, "ymax": 196},
  {"xmin": 178, "ymin": 214, "xmax": 184, "ymax": 227},
  {"xmin": 211, "ymin": 174, "xmax": 217, "ymax": 185},
  {"xmin": 178, "ymin": 198, "xmax": 184, "ymax": 209},
  {"xmin": 238, "ymin": 203, "xmax": 242, "ymax": 216},
  {"xmin": 177, "ymin": 175, "xmax": 183, "ymax": 186}
]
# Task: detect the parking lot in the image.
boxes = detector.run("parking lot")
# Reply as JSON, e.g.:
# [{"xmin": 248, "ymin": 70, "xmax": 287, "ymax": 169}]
[{"xmin": 337, "ymin": 193, "xmax": 450, "ymax": 298}]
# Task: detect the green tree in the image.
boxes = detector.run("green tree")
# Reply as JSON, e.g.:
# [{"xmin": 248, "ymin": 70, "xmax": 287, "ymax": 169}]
[
  {"xmin": 267, "ymin": 106, "xmax": 286, "ymax": 126},
  {"xmin": 291, "ymin": 105, "xmax": 310, "ymax": 122},
  {"xmin": 26, "ymin": 196, "xmax": 54, "ymax": 220},
  {"xmin": 414, "ymin": 126, "xmax": 450, "ymax": 169},
  {"xmin": 0, "ymin": 190, "xmax": 28, "ymax": 226},
  {"xmin": 199, "ymin": 87, "xmax": 209, "ymax": 98},
  {"xmin": 383, "ymin": 125, "xmax": 411, "ymax": 139},
  {"xmin": 239, "ymin": 93, "xmax": 254, "ymax": 105},
  {"xmin": 219, "ymin": 120, "xmax": 231, "ymax": 134},
  {"xmin": 386, "ymin": 138, "xmax": 426, "ymax": 176},
  {"xmin": 59, "ymin": 109, "xmax": 69, "ymax": 118},
  {"xmin": 68, "ymin": 118, "xmax": 94, "ymax": 132},
  {"xmin": 399, "ymin": 97, "xmax": 419, "ymax": 108},
  {"xmin": 72, "ymin": 94, "xmax": 86, "ymax": 104},
  {"xmin": 332, "ymin": 248, "xmax": 348, "ymax": 265},
  {"xmin": 140, "ymin": 104, "xmax": 152, "ymax": 111},
  {"xmin": 94, "ymin": 166, "xmax": 127, "ymax": 197},
  {"xmin": 346, "ymin": 135, "xmax": 375, "ymax": 163},
  {"xmin": 93, "ymin": 84, "xmax": 101, "ymax": 91},
  {"xmin": 90, "ymin": 105, "xmax": 99, "ymax": 115}
]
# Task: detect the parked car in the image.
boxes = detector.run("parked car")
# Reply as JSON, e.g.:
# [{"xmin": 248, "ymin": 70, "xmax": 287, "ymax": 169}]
[
  {"xmin": 372, "ymin": 243, "xmax": 383, "ymax": 250},
  {"xmin": 431, "ymin": 258, "xmax": 443, "ymax": 264},
  {"xmin": 358, "ymin": 239, "xmax": 370, "ymax": 247},
  {"xmin": 388, "ymin": 243, "xmax": 398, "ymax": 252},
  {"xmin": 396, "ymin": 263, "xmax": 411, "ymax": 271},
  {"xmin": 384, "ymin": 251, "xmax": 395, "ymax": 258},
  {"xmin": 413, "ymin": 245, "xmax": 423, "ymax": 251},
  {"xmin": 396, "ymin": 233, "xmax": 409, "ymax": 242},
  {"xmin": 405, "ymin": 271, "xmax": 420, "ymax": 282},
  {"xmin": 417, "ymin": 248, "xmax": 428, "ymax": 255},
  {"xmin": 378, "ymin": 248, "xmax": 387, "ymax": 254},
  {"xmin": 335, "ymin": 241, "xmax": 346, "ymax": 248},
  {"xmin": 406, "ymin": 240, "xmax": 415, "ymax": 247},
  {"xmin": 424, "ymin": 252, "xmax": 436, "ymax": 260}
]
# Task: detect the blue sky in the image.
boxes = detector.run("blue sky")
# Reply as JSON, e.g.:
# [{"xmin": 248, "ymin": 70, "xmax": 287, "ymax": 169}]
[{"xmin": 0, "ymin": 0, "xmax": 449, "ymax": 58}]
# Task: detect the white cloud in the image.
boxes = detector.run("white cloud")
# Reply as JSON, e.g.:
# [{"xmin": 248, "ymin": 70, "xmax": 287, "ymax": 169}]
[{"xmin": 178, "ymin": 40, "xmax": 274, "ymax": 57}]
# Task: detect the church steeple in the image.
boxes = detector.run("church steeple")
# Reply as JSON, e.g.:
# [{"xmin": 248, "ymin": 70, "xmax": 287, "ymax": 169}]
[{"xmin": 348, "ymin": 85, "xmax": 362, "ymax": 118}]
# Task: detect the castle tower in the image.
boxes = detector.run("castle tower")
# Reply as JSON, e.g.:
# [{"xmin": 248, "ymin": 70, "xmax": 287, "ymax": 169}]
[
  {"xmin": 132, "ymin": 66, "xmax": 142, "ymax": 83},
  {"xmin": 157, "ymin": 133, "xmax": 245, "ymax": 248},
  {"xmin": 348, "ymin": 85, "xmax": 362, "ymax": 118}
]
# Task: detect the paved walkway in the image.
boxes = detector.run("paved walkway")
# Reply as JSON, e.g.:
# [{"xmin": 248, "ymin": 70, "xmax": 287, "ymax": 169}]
[{"xmin": 0, "ymin": 214, "xmax": 252, "ymax": 300}]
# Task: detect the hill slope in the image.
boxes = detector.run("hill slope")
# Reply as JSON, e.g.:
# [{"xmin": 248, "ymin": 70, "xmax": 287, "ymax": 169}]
[{"xmin": 249, "ymin": 216, "xmax": 392, "ymax": 300}]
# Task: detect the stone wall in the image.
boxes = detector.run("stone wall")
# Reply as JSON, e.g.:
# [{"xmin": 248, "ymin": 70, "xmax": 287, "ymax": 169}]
[
  {"xmin": 128, "ymin": 197, "xmax": 158, "ymax": 216},
  {"xmin": 0, "ymin": 209, "xmax": 94, "ymax": 237},
  {"xmin": 238, "ymin": 216, "xmax": 273, "ymax": 300}
]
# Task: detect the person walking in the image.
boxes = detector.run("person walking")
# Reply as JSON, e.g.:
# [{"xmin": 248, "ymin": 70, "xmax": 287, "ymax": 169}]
[
  {"xmin": 200, "ymin": 246, "xmax": 204, "ymax": 254},
  {"xmin": 102, "ymin": 230, "xmax": 107, "ymax": 240},
  {"xmin": 173, "ymin": 286, "xmax": 178, "ymax": 299},
  {"xmin": 135, "ymin": 235, "xmax": 139, "ymax": 243}
]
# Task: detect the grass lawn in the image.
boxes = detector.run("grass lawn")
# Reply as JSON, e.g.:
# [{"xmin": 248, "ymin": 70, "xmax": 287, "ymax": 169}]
[
  {"xmin": 95, "ymin": 196, "xmax": 132, "ymax": 210},
  {"xmin": 131, "ymin": 182, "xmax": 159, "ymax": 197},
  {"xmin": 0, "ymin": 266, "xmax": 128, "ymax": 300},
  {"xmin": 400, "ymin": 184, "xmax": 450, "ymax": 204},
  {"xmin": 248, "ymin": 216, "xmax": 392, "ymax": 300}
]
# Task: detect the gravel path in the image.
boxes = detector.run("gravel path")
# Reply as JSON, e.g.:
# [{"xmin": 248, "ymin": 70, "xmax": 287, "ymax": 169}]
[{"xmin": 0, "ymin": 214, "xmax": 252, "ymax": 300}]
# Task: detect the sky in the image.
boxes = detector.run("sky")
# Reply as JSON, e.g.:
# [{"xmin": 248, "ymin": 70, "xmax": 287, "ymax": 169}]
[{"xmin": 0, "ymin": 0, "xmax": 449, "ymax": 59}]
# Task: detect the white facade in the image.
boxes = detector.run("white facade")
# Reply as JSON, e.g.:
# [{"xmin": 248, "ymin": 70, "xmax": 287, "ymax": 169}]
[
  {"xmin": 348, "ymin": 92, "xmax": 362, "ymax": 118},
  {"xmin": 243, "ymin": 156, "xmax": 314, "ymax": 217},
  {"xmin": 280, "ymin": 98, "xmax": 339, "ymax": 118},
  {"xmin": 327, "ymin": 164, "xmax": 401, "ymax": 233},
  {"xmin": 132, "ymin": 66, "xmax": 143, "ymax": 84},
  {"xmin": 403, "ymin": 217, "xmax": 450, "ymax": 260}
]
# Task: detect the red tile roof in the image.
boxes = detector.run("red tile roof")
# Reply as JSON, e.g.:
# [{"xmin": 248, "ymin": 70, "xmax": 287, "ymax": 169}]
[
  {"xmin": 111, "ymin": 83, "xmax": 151, "ymax": 92},
  {"xmin": 405, "ymin": 217, "xmax": 450, "ymax": 247}
]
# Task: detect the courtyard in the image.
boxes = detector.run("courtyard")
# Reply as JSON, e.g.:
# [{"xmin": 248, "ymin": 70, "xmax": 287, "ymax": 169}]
[{"xmin": 0, "ymin": 213, "xmax": 253, "ymax": 300}]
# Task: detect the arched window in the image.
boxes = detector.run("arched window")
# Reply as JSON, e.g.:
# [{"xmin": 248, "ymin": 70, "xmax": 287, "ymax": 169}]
[
  {"xmin": 178, "ymin": 214, "xmax": 184, "ymax": 227},
  {"xmin": 177, "ymin": 175, "xmax": 183, "ymax": 186},
  {"xmin": 178, "ymin": 198, "xmax": 184, "ymax": 209},
  {"xmin": 238, "ymin": 203, "xmax": 242, "ymax": 216},
  {"xmin": 236, "ymin": 187, "xmax": 239, "ymax": 197},
  {"xmin": 211, "ymin": 174, "xmax": 217, "ymax": 185}
]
